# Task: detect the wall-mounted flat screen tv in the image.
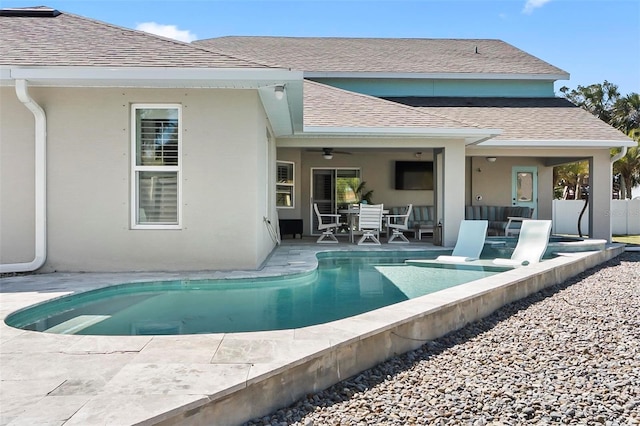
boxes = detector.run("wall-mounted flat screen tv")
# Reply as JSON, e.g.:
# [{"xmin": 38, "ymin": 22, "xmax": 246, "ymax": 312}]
[{"xmin": 395, "ymin": 161, "xmax": 434, "ymax": 190}]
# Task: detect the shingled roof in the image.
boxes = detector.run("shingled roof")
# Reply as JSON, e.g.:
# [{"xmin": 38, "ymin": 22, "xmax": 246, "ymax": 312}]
[
  {"xmin": 386, "ymin": 97, "xmax": 631, "ymax": 142},
  {"xmin": 303, "ymin": 80, "xmax": 482, "ymax": 130},
  {"xmin": 0, "ymin": 7, "xmax": 272, "ymax": 68},
  {"xmin": 194, "ymin": 36, "xmax": 568, "ymax": 77}
]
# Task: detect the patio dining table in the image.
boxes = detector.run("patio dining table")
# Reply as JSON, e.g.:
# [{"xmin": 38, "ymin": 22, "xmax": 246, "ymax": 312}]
[{"xmin": 338, "ymin": 206, "xmax": 389, "ymax": 243}]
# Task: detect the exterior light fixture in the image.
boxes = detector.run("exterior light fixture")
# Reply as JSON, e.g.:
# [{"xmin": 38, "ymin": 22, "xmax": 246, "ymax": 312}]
[
  {"xmin": 486, "ymin": 157, "xmax": 497, "ymax": 162},
  {"xmin": 274, "ymin": 85, "xmax": 285, "ymax": 100},
  {"xmin": 323, "ymin": 153, "xmax": 333, "ymax": 160},
  {"xmin": 415, "ymin": 151, "xmax": 423, "ymax": 159}
]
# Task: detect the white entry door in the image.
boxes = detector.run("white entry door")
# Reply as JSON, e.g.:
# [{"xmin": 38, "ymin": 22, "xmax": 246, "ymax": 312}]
[{"xmin": 512, "ymin": 167, "xmax": 537, "ymax": 217}]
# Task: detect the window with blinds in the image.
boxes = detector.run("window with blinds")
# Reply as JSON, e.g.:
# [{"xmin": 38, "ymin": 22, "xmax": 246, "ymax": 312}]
[
  {"xmin": 276, "ymin": 161, "xmax": 294, "ymax": 208},
  {"xmin": 131, "ymin": 105, "xmax": 181, "ymax": 228}
]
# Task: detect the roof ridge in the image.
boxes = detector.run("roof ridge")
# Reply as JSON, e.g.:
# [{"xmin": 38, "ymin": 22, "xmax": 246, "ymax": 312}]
[
  {"xmin": 199, "ymin": 35, "xmax": 505, "ymax": 42},
  {"xmin": 194, "ymin": 37, "xmax": 568, "ymax": 77},
  {"xmin": 304, "ymin": 79, "xmax": 484, "ymax": 129}
]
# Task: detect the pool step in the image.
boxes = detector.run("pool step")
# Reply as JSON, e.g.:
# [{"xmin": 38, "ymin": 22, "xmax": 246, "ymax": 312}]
[{"xmin": 45, "ymin": 315, "xmax": 110, "ymax": 334}]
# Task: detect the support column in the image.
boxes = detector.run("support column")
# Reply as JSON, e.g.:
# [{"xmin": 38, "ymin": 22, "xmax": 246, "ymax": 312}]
[
  {"xmin": 589, "ymin": 150, "xmax": 612, "ymax": 241},
  {"xmin": 442, "ymin": 142, "xmax": 466, "ymax": 247}
]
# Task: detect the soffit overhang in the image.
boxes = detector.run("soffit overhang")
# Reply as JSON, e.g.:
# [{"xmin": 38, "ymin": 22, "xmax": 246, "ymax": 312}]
[
  {"xmin": 0, "ymin": 66, "xmax": 303, "ymax": 137},
  {"xmin": 473, "ymin": 139, "xmax": 638, "ymax": 149},
  {"xmin": 277, "ymin": 127, "xmax": 502, "ymax": 146}
]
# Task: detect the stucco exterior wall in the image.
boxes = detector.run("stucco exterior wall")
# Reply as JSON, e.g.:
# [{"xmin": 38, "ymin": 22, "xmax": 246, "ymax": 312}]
[
  {"xmin": 0, "ymin": 86, "xmax": 273, "ymax": 272},
  {"xmin": 468, "ymin": 156, "xmax": 546, "ymax": 211},
  {"xmin": 442, "ymin": 142, "xmax": 467, "ymax": 246},
  {"xmin": 537, "ymin": 165, "xmax": 554, "ymax": 221},
  {"xmin": 590, "ymin": 150, "xmax": 613, "ymax": 241},
  {"xmin": 0, "ymin": 87, "xmax": 36, "ymax": 263}
]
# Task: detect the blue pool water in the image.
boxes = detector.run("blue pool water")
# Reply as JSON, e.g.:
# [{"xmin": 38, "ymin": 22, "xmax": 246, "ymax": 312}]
[{"xmin": 5, "ymin": 252, "xmax": 504, "ymax": 336}]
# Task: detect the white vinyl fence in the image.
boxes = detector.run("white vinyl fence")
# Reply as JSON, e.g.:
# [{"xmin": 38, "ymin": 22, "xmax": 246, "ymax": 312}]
[{"xmin": 552, "ymin": 199, "xmax": 640, "ymax": 236}]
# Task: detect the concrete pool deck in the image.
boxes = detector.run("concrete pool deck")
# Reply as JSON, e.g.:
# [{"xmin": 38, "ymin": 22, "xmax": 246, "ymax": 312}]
[{"xmin": 0, "ymin": 240, "xmax": 626, "ymax": 425}]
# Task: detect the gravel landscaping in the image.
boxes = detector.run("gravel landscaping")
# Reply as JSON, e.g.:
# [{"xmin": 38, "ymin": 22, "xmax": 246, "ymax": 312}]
[{"xmin": 246, "ymin": 252, "xmax": 640, "ymax": 425}]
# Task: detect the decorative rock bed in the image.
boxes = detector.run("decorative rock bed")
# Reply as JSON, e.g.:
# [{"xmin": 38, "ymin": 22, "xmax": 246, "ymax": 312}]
[{"xmin": 246, "ymin": 251, "xmax": 639, "ymax": 425}]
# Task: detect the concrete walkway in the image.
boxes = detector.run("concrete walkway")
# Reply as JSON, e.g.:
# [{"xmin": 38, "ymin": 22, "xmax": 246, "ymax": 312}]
[{"xmin": 0, "ymin": 241, "xmax": 440, "ymax": 425}]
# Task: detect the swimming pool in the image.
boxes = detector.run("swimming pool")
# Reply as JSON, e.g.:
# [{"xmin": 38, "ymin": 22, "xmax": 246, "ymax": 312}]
[{"xmin": 5, "ymin": 252, "xmax": 503, "ymax": 335}]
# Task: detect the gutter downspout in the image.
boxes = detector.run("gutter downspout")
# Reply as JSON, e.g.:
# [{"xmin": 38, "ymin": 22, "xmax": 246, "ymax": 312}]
[
  {"xmin": 611, "ymin": 146, "xmax": 628, "ymax": 164},
  {"xmin": 611, "ymin": 146, "xmax": 628, "ymax": 196},
  {"xmin": 0, "ymin": 79, "xmax": 47, "ymax": 273}
]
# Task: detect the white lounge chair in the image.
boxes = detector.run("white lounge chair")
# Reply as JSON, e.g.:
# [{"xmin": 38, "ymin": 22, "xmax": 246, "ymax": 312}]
[
  {"xmin": 313, "ymin": 203, "xmax": 341, "ymax": 244},
  {"xmin": 435, "ymin": 220, "xmax": 488, "ymax": 262},
  {"xmin": 404, "ymin": 220, "xmax": 488, "ymax": 266},
  {"xmin": 357, "ymin": 203, "xmax": 384, "ymax": 245},
  {"xmin": 493, "ymin": 219, "xmax": 552, "ymax": 267},
  {"xmin": 387, "ymin": 204, "xmax": 412, "ymax": 243}
]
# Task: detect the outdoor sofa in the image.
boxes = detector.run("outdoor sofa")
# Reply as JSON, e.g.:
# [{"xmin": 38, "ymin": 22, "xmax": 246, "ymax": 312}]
[
  {"xmin": 387, "ymin": 204, "xmax": 533, "ymax": 239},
  {"xmin": 465, "ymin": 205, "xmax": 534, "ymax": 236}
]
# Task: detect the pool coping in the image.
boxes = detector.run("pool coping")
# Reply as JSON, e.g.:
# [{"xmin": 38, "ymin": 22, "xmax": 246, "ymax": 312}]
[{"xmin": 0, "ymin": 243, "xmax": 625, "ymax": 425}]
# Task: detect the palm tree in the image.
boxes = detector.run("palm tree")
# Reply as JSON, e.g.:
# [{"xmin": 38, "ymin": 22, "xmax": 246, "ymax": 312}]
[
  {"xmin": 354, "ymin": 181, "xmax": 374, "ymax": 204},
  {"xmin": 553, "ymin": 161, "xmax": 589, "ymax": 199},
  {"xmin": 611, "ymin": 93, "xmax": 640, "ymax": 137},
  {"xmin": 561, "ymin": 82, "xmax": 640, "ymax": 199},
  {"xmin": 613, "ymin": 143, "xmax": 640, "ymax": 199},
  {"xmin": 611, "ymin": 93, "xmax": 640, "ymax": 199},
  {"xmin": 337, "ymin": 178, "xmax": 374, "ymax": 205}
]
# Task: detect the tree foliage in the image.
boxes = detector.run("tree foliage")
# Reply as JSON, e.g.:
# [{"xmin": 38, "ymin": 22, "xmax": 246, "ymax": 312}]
[
  {"xmin": 560, "ymin": 80, "xmax": 620, "ymax": 123},
  {"xmin": 337, "ymin": 178, "xmax": 374, "ymax": 205},
  {"xmin": 611, "ymin": 93, "xmax": 640, "ymax": 138},
  {"xmin": 559, "ymin": 81, "xmax": 640, "ymax": 199},
  {"xmin": 553, "ymin": 161, "xmax": 589, "ymax": 199}
]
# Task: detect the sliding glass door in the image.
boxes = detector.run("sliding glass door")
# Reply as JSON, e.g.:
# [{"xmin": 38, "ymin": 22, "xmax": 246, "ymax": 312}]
[{"xmin": 311, "ymin": 168, "xmax": 360, "ymax": 235}]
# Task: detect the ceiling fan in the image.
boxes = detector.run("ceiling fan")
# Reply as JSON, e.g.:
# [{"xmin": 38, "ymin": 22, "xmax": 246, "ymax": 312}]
[{"xmin": 309, "ymin": 148, "xmax": 352, "ymax": 160}]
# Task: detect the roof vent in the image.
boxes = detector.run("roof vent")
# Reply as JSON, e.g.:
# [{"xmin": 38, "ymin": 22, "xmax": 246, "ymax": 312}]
[{"xmin": 0, "ymin": 7, "xmax": 61, "ymax": 17}]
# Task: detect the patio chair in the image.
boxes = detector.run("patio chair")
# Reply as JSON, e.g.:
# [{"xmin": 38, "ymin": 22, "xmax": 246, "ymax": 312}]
[
  {"xmin": 493, "ymin": 219, "xmax": 552, "ymax": 267},
  {"xmin": 435, "ymin": 220, "xmax": 488, "ymax": 262},
  {"xmin": 313, "ymin": 203, "xmax": 341, "ymax": 244},
  {"xmin": 357, "ymin": 203, "xmax": 384, "ymax": 245},
  {"xmin": 386, "ymin": 204, "xmax": 413, "ymax": 243}
]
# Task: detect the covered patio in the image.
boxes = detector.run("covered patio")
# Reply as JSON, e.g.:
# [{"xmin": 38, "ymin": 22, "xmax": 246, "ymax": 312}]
[{"xmin": 275, "ymin": 82, "xmax": 636, "ymax": 247}]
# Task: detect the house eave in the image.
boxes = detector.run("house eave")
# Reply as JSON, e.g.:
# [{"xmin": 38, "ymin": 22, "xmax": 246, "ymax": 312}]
[
  {"xmin": 304, "ymin": 71, "xmax": 570, "ymax": 81},
  {"xmin": 291, "ymin": 126, "xmax": 501, "ymax": 144},
  {"xmin": 0, "ymin": 67, "xmax": 11, "ymax": 82},
  {"xmin": 476, "ymin": 139, "xmax": 637, "ymax": 149},
  {"xmin": 0, "ymin": 65, "xmax": 303, "ymax": 137},
  {"xmin": 0, "ymin": 66, "xmax": 302, "ymax": 88}
]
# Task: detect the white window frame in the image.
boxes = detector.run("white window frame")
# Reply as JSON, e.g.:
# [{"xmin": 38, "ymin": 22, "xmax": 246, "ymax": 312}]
[
  {"xmin": 130, "ymin": 103, "xmax": 182, "ymax": 230},
  {"xmin": 276, "ymin": 160, "xmax": 295, "ymax": 209}
]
